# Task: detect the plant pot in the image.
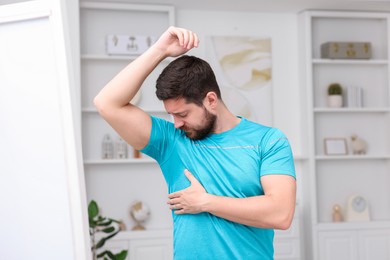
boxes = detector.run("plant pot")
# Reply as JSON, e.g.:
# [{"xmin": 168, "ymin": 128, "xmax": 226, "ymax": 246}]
[{"xmin": 327, "ymin": 95, "xmax": 343, "ymax": 108}]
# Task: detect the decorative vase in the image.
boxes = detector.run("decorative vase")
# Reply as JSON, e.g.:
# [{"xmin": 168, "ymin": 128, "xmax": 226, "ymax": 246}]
[{"xmin": 327, "ymin": 95, "xmax": 343, "ymax": 108}]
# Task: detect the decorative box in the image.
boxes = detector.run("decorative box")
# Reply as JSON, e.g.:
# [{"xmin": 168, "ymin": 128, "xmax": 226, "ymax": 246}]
[
  {"xmin": 321, "ymin": 42, "xmax": 371, "ymax": 59},
  {"xmin": 106, "ymin": 34, "xmax": 156, "ymax": 55}
]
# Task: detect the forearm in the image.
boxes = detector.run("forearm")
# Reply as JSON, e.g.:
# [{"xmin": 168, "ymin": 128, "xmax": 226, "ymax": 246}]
[
  {"xmin": 169, "ymin": 172, "xmax": 296, "ymax": 229},
  {"xmin": 94, "ymin": 26, "xmax": 199, "ymax": 111},
  {"xmin": 203, "ymin": 194, "xmax": 295, "ymax": 230}
]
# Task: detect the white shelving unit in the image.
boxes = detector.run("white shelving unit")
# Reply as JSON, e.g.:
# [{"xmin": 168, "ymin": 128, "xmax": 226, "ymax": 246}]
[
  {"xmin": 79, "ymin": 2, "xmax": 175, "ymax": 259},
  {"xmin": 80, "ymin": 1, "xmax": 174, "ymax": 160},
  {"xmin": 299, "ymin": 10, "xmax": 390, "ymax": 260}
]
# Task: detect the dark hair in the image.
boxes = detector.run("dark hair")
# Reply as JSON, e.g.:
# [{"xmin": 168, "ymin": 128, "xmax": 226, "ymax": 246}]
[{"xmin": 156, "ymin": 55, "xmax": 221, "ymax": 106}]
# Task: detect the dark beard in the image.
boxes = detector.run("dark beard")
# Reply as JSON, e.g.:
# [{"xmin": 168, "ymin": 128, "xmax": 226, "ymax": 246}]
[{"xmin": 183, "ymin": 108, "xmax": 216, "ymax": 140}]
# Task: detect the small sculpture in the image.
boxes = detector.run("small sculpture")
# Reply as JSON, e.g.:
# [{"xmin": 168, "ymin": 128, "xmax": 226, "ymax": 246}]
[
  {"xmin": 102, "ymin": 134, "xmax": 114, "ymax": 159},
  {"xmin": 350, "ymin": 134, "xmax": 367, "ymax": 155},
  {"xmin": 130, "ymin": 200, "xmax": 150, "ymax": 230},
  {"xmin": 332, "ymin": 204, "xmax": 343, "ymax": 222},
  {"xmin": 115, "ymin": 137, "xmax": 128, "ymax": 159}
]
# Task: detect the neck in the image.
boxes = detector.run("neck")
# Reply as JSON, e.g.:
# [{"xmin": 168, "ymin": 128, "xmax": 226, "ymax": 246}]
[{"xmin": 213, "ymin": 106, "xmax": 241, "ymax": 133}]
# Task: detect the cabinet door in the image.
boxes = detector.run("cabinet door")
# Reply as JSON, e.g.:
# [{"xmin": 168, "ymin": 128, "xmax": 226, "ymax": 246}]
[
  {"xmin": 359, "ymin": 229, "xmax": 390, "ymax": 260},
  {"xmin": 274, "ymin": 239, "xmax": 300, "ymax": 260},
  {"xmin": 318, "ymin": 231, "xmax": 358, "ymax": 260},
  {"xmin": 130, "ymin": 238, "xmax": 173, "ymax": 260},
  {"xmin": 100, "ymin": 239, "xmax": 130, "ymax": 259},
  {"xmin": 274, "ymin": 215, "xmax": 301, "ymax": 259}
]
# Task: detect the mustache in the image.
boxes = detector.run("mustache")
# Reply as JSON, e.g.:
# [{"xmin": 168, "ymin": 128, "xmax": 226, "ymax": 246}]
[{"xmin": 180, "ymin": 126, "xmax": 191, "ymax": 132}]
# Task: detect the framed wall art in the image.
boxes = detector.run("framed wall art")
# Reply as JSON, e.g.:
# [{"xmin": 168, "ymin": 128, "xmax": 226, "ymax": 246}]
[{"xmin": 324, "ymin": 138, "xmax": 348, "ymax": 155}]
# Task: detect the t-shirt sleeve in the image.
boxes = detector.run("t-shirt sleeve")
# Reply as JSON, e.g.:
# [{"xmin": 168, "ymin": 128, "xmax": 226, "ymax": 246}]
[
  {"xmin": 260, "ymin": 128, "xmax": 296, "ymax": 178},
  {"xmin": 140, "ymin": 116, "xmax": 177, "ymax": 164}
]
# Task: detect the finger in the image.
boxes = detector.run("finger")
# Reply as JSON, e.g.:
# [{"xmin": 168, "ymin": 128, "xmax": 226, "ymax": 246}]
[
  {"xmin": 186, "ymin": 31, "xmax": 199, "ymax": 49},
  {"xmin": 168, "ymin": 192, "xmax": 180, "ymax": 199},
  {"xmin": 186, "ymin": 31, "xmax": 195, "ymax": 49},
  {"xmin": 193, "ymin": 33, "xmax": 199, "ymax": 48},
  {"xmin": 167, "ymin": 198, "xmax": 179, "ymax": 205},
  {"xmin": 169, "ymin": 203, "xmax": 182, "ymax": 210},
  {"xmin": 172, "ymin": 27, "xmax": 185, "ymax": 47},
  {"xmin": 182, "ymin": 30, "xmax": 190, "ymax": 48},
  {"xmin": 174, "ymin": 208, "xmax": 185, "ymax": 215},
  {"xmin": 184, "ymin": 169, "xmax": 198, "ymax": 183}
]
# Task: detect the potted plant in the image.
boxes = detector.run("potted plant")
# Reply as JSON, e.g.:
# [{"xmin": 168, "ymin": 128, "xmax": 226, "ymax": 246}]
[
  {"xmin": 88, "ymin": 200, "xmax": 128, "ymax": 260},
  {"xmin": 327, "ymin": 83, "xmax": 343, "ymax": 108}
]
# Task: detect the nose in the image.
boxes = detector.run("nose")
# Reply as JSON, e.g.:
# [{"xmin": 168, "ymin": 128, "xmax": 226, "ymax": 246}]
[{"xmin": 173, "ymin": 116, "xmax": 184, "ymax": 129}]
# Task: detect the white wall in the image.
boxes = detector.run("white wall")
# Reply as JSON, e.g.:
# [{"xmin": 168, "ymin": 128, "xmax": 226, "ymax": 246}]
[
  {"xmin": 0, "ymin": 1, "xmax": 90, "ymax": 259},
  {"xmin": 177, "ymin": 10, "xmax": 303, "ymax": 155}
]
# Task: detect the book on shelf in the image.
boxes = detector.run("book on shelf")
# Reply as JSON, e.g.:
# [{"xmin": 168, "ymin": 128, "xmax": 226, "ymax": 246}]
[{"xmin": 346, "ymin": 86, "xmax": 363, "ymax": 108}]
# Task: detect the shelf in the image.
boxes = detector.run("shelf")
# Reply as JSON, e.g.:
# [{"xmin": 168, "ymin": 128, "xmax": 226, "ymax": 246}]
[
  {"xmin": 84, "ymin": 158, "xmax": 156, "ymax": 165},
  {"xmin": 80, "ymin": 1, "xmax": 175, "ymax": 15},
  {"xmin": 81, "ymin": 54, "xmax": 175, "ymax": 62},
  {"xmin": 315, "ymin": 155, "xmax": 390, "ymax": 160},
  {"xmin": 293, "ymin": 155, "xmax": 309, "ymax": 161},
  {"xmin": 314, "ymin": 107, "xmax": 389, "ymax": 113},
  {"xmin": 95, "ymin": 229, "xmax": 173, "ymax": 240},
  {"xmin": 81, "ymin": 54, "xmax": 138, "ymax": 61},
  {"xmin": 82, "ymin": 107, "xmax": 167, "ymax": 114},
  {"xmin": 312, "ymin": 59, "xmax": 388, "ymax": 65},
  {"xmin": 317, "ymin": 221, "xmax": 390, "ymax": 231}
]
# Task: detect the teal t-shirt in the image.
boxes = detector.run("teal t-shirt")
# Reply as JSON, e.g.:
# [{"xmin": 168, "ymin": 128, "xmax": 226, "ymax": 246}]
[{"xmin": 141, "ymin": 116, "xmax": 296, "ymax": 260}]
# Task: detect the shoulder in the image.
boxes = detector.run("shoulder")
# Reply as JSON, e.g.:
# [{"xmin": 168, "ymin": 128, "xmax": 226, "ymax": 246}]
[{"xmin": 241, "ymin": 118, "xmax": 285, "ymax": 139}]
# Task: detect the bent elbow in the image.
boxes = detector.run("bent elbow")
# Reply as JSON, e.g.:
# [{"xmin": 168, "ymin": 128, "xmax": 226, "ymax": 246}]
[
  {"xmin": 273, "ymin": 210, "xmax": 295, "ymax": 230},
  {"xmin": 276, "ymin": 217, "xmax": 293, "ymax": 230},
  {"xmin": 93, "ymin": 94, "xmax": 108, "ymax": 117},
  {"xmin": 93, "ymin": 94, "xmax": 102, "ymax": 111}
]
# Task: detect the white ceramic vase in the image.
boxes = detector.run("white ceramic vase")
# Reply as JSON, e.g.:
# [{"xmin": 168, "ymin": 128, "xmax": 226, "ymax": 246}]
[{"xmin": 327, "ymin": 95, "xmax": 343, "ymax": 108}]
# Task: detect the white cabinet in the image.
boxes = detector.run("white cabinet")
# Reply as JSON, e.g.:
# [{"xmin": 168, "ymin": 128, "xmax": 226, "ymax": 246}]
[
  {"xmin": 359, "ymin": 229, "xmax": 390, "ymax": 260},
  {"xmin": 129, "ymin": 238, "xmax": 172, "ymax": 260},
  {"xmin": 97, "ymin": 230, "xmax": 173, "ymax": 260},
  {"xmin": 100, "ymin": 218, "xmax": 301, "ymax": 260},
  {"xmin": 318, "ymin": 224, "xmax": 390, "ymax": 260},
  {"xmin": 299, "ymin": 10, "xmax": 390, "ymax": 260},
  {"xmin": 274, "ymin": 210, "xmax": 301, "ymax": 260},
  {"xmin": 318, "ymin": 230, "xmax": 358, "ymax": 260}
]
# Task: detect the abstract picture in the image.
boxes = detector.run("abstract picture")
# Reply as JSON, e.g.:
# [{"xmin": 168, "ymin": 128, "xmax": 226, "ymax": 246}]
[{"xmin": 207, "ymin": 36, "xmax": 273, "ymax": 126}]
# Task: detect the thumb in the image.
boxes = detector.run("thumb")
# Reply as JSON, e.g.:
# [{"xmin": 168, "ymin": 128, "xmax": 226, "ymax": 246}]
[{"xmin": 184, "ymin": 169, "xmax": 197, "ymax": 183}]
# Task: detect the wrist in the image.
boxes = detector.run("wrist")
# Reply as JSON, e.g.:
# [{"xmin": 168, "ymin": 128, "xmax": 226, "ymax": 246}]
[
  {"xmin": 147, "ymin": 44, "xmax": 168, "ymax": 61},
  {"xmin": 201, "ymin": 193, "xmax": 214, "ymax": 213}
]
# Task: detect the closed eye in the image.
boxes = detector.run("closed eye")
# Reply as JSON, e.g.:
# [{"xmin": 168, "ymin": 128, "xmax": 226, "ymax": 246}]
[{"xmin": 177, "ymin": 113, "xmax": 187, "ymax": 118}]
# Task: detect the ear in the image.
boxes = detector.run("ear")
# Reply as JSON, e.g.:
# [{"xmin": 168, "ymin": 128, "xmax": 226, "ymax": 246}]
[{"xmin": 204, "ymin": 92, "xmax": 218, "ymax": 109}]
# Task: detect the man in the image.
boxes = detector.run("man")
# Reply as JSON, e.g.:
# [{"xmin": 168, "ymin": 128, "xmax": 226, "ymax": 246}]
[{"xmin": 94, "ymin": 26, "xmax": 296, "ymax": 260}]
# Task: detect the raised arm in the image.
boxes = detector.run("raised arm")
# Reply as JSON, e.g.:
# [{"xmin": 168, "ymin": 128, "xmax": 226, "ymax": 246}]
[{"xmin": 93, "ymin": 26, "xmax": 199, "ymax": 150}]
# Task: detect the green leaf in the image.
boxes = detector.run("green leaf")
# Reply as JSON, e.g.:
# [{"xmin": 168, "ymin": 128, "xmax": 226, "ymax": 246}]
[
  {"xmin": 89, "ymin": 219, "xmax": 97, "ymax": 228},
  {"xmin": 101, "ymin": 226, "xmax": 115, "ymax": 233},
  {"xmin": 105, "ymin": 251, "xmax": 115, "ymax": 259},
  {"xmin": 103, "ymin": 230, "xmax": 120, "ymax": 241},
  {"xmin": 116, "ymin": 250, "xmax": 128, "ymax": 260},
  {"xmin": 88, "ymin": 200, "xmax": 99, "ymax": 220},
  {"xmin": 97, "ymin": 219, "xmax": 113, "ymax": 226},
  {"xmin": 95, "ymin": 237, "xmax": 106, "ymax": 249},
  {"xmin": 97, "ymin": 250, "xmax": 109, "ymax": 258}
]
